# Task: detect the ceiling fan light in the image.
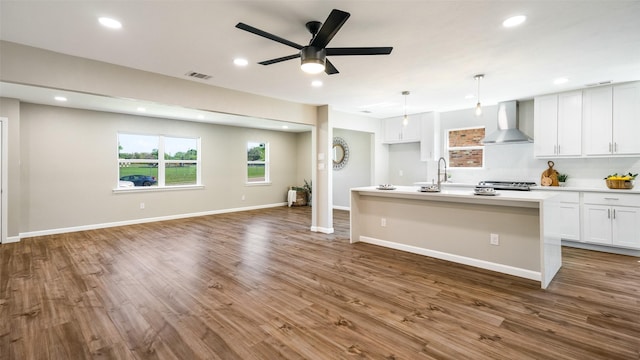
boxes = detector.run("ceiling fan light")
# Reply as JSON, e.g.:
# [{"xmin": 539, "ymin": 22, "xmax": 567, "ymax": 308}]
[
  {"xmin": 301, "ymin": 61, "xmax": 325, "ymax": 74},
  {"xmin": 300, "ymin": 47, "xmax": 326, "ymax": 74}
]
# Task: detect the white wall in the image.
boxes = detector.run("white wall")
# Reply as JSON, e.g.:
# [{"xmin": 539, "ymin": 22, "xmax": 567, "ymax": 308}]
[
  {"xmin": 388, "ymin": 143, "xmax": 426, "ymax": 185},
  {"xmin": 19, "ymin": 103, "xmax": 304, "ymax": 234},
  {"xmin": 332, "ymin": 128, "xmax": 372, "ymax": 209}
]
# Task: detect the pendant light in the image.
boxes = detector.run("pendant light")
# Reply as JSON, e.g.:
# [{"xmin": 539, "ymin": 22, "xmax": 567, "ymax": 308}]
[
  {"xmin": 402, "ymin": 90, "xmax": 410, "ymax": 126},
  {"xmin": 474, "ymin": 74, "xmax": 484, "ymax": 116}
]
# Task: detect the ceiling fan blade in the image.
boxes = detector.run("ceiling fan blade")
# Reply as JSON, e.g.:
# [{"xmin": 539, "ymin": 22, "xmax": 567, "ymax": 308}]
[
  {"xmin": 258, "ymin": 54, "xmax": 301, "ymax": 65},
  {"xmin": 326, "ymin": 47, "xmax": 393, "ymax": 56},
  {"xmin": 325, "ymin": 59, "xmax": 339, "ymax": 75},
  {"xmin": 310, "ymin": 9, "xmax": 350, "ymax": 49},
  {"xmin": 236, "ymin": 22, "xmax": 304, "ymax": 50}
]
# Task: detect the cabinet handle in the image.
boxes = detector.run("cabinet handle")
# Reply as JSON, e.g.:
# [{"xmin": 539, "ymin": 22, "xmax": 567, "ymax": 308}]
[
  {"xmin": 614, "ymin": 142, "xmax": 618, "ymax": 153},
  {"xmin": 608, "ymin": 209, "xmax": 611, "ymax": 219},
  {"xmin": 613, "ymin": 209, "xmax": 616, "ymax": 219},
  {"xmin": 604, "ymin": 197, "xmax": 619, "ymax": 200},
  {"xmin": 609, "ymin": 142, "xmax": 612, "ymax": 152}
]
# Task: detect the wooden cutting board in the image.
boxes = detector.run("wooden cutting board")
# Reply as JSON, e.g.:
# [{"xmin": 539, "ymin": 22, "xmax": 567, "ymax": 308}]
[{"xmin": 541, "ymin": 160, "xmax": 559, "ymax": 186}]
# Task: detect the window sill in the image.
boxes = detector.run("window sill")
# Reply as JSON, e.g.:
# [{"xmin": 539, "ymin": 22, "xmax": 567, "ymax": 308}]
[
  {"xmin": 113, "ymin": 185, "xmax": 205, "ymax": 194},
  {"xmin": 245, "ymin": 182, "xmax": 272, "ymax": 187}
]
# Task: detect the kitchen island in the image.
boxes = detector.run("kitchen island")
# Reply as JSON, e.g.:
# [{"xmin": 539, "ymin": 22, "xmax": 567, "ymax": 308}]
[{"xmin": 350, "ymin": 186, "xmax": 562, "ymax": 288}]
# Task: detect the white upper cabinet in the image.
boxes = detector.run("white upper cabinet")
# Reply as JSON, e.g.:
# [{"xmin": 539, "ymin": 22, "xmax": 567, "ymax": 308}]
[
  {"xmin": 534, "ymin": 91, "xmax": 582, "ymax": 157},
  {"xmin": 383, "ymin": 116, "xmax": 421, "ymax": 144},
  {"xmin": 584, "ymin": 82, "xmax": 640, "ymax": 156},
  {"xmin": 420, "ymin": 112, "xmax": 440, "ymax": 161},
  {"xmin": 612, "ymin": 82, "xmax": 640, "ymax": 155},
  {"xmin": 583, "ymin": 86, "xmax": 613, "ymax": 155}
]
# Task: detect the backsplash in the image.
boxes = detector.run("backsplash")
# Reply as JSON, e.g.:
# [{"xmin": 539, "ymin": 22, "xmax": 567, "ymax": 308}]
[
  {"xmin": 390, "ymin": 141, "xmax": 640, "ymax": 187},
  {"xmin": 444, "ymin": 142, "xmax": 640, "ymax": 186}
]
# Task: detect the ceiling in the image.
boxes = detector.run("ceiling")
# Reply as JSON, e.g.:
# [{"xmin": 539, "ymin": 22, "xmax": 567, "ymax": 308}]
[{"xmin": 1, "ymin": 1, "xmax": 640, "ymax": 123}]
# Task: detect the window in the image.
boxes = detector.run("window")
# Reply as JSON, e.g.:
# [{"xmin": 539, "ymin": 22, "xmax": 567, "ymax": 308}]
[
  {"xmin": 118, "ymin": 133, "xmax": 200, "ymax": 188},
  {"xmin": 247, "ymin": 142, "xmax": 269, "ymax": 184},
  {"xmin": 446, "ymin": 127, "xmax": 485, "ymax": 168}
]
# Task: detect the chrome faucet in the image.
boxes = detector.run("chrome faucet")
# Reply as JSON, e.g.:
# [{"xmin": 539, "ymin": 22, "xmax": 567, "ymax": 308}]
[{"xmin": 437, "ymin": 157, "xmax": 447, "ymax": 189}]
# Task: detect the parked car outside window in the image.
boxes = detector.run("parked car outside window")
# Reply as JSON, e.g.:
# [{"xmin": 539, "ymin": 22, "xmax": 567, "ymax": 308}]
[
  {"xmin": 118, "ymin": 180, "xmax": 135, "ymax": 188},
  {"xmin": 120, "ymin": 175, "xmax": 157, "ymax": 186}
]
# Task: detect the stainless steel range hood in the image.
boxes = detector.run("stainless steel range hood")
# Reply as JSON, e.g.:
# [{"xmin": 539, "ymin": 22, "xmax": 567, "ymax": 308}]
[{"xmin": 481, "ymin": 101, "xmax": 532, "ymax": 144}]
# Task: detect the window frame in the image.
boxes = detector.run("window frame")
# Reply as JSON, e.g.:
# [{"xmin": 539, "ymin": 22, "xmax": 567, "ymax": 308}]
[
  {"xmin": 116, "ymin": 132, "xmax": 201, "ymax": 190},
  {"xmin": 445, "ymin": 126, "xmax": 485, "ymax": 169},
  {"xmin": 246, "ymin": 141, "xmax": 270, "ymax": 185}
]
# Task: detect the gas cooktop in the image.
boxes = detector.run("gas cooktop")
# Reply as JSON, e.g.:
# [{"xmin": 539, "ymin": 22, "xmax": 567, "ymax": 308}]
[{"xmin": 477, "ymin": 181, "xmax": 536, "ymax": 191}]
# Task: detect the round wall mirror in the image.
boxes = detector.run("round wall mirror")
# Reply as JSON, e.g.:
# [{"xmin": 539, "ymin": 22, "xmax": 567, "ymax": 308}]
[{"xmin": 333, "ymin": 137, "xmax": 349, "ymax": 170}]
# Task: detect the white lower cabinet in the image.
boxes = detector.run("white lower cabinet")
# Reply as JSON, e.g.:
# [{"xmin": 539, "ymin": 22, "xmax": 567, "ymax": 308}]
[
  {"xmin": 582, "ymin": 193, "xmax": 640, "ymax": 249},
  {"xmin": 556, "ymin": 193, "xmax": 580, "ymax": 241}
]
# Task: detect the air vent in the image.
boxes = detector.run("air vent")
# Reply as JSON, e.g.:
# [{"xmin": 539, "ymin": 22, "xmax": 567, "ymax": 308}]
[
  {"xmin": 185, "ymin": 71, "xmax": 212, "ymax": 80},
  {"xmin": 361, "ymin": 110, "xmax": 372, "ymax": 114},
  {"xmin": 585, "ymin": 80, "xmax": 612, "ymax": 87}
]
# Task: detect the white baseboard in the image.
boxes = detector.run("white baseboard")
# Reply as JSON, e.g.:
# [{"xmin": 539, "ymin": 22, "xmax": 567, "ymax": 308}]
[
  {"xmin": 310, "ymin": 226, "xmax": 334, "ymax": 234},
  {"xmin": 332, "ymin": 205, "xmax": 350, "ymax": 211},
  {"xmin": 19, "ymin": 202, "xmax": 287, "ymax": 239},
  {"xmin": 2, "ymin": 235, "xmax": 20, "ymax": 244},
  {"xmin": 562, "ymin": 240, "xmax": 640, "ymax": 256},
  {"xmin": 359, "ymin": 236, "xmax": 542, "ymax": 282}
]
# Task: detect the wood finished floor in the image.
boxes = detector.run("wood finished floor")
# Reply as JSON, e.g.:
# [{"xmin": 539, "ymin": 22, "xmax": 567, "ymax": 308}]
[{"xmin": 1, "ymin": 206, "xmax": 639, "ymax": 359}]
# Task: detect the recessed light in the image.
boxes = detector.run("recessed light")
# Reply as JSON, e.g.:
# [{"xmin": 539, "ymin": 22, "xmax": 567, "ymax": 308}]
[
  {"xmin": 197, "ymin": 114, "xmax": 205, "ymax": 120},
  {"xmin": 465, "ymin": 94, "xmax": 475, "ymax": 99},
  {"xmin": 137, "ymin": 107, "xmax": 146, "ymax": 112},
  {"xmin": 311, "ymin": 80, "xmax": 323, "ymax": 87},
  {"xmin": 554, "ymin": 77, "xmax": 569, "ymax": 85},
  {"xmin": 54, "ymin": 96, "xmax": 67, "ymax": 102},
  {"xmin": 98, "ymin": 17, "xmax": 122, "ymax": 29},
  {"xmin": 503, "ymin": 15, "xmax": 526, "ymax": 28},
  {"xmin": 281, "ymin": 125, "xmax": 289, "ymax": 129},
  {"xmin": 233, "ymin": 58, "xmax": 248, "ymax": 67}
]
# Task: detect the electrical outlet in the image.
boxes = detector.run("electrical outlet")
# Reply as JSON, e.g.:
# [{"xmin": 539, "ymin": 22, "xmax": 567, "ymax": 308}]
[
  {"xmin": 140, "ymin": 202, "xmax": 145, "ymax": 210},
  {"xmin": 241, "ymin": 195, "xmax": 245, "ymax": 201},
  {"xmin": 399, "ymin": 170, "xmax": 404, "ymax": 176},
  {"xmin": 381, "ymin": 218, "xmax": 387, "ymax": 227},
  {"xmin": 490, "ymin": 233, "xmax": 499, "ymax": 245}
]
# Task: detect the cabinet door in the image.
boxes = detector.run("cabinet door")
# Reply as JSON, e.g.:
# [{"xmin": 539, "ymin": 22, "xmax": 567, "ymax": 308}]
[
  {"xmin": 384, "ymin": 118, "xmax": 403, "ymax": 143},
  {"xmin": 557, "ymin": 91, "xmax": 582, "ymax": 156},
  {"xmin": 534, "ymin": 94, "xmax": 558, "ymax": 157},
  {"xmin": 559, "ymin": 202, "xmax": 580, "ymax": 240},
  {"xmin": 612, "ymin": 206, "xmax": 640, "ymax": 249},
  {"xmin": 613, "ymin": 82, "xmax": 640, "ymax": 155},
  {"xmin": 583, "ymin": 86, "xmax": 613, "ymax": 155},
  {"xmin": 384, "ymin": 117, "xmax": 420, "ymax": 143},
  {"xmin": 402, "ymin": 115, "xmax": 421, "ymax": 142},
  {"xmin": 582, "ymin": 204, "xmax": 612, "ymax": 245}
]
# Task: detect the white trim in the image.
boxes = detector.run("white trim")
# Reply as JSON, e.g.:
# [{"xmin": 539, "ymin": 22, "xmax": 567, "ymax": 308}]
[
  {"xmin": 20, "ymin": 202, "xmax": 287, "ymax": 239},
  {"xmin": 0, "ymin": 117, "xmax": 7, "ymax": 244},
  {"xmin": 332, "ymin": 205, "xmax": 350, "ymax": 211},
  {"xmin": 562, "ymin": 240, "xmax": 640, "ymax": 256},
  {"xmin": 310, "ymin": 226, "xmax": 334, "ymax": 234},
  {"xmin": 358, "ymin": 236, "xmax": 542, "ymax": 282},
  {"xmin": 113, "ymin": 184, "xmax": 204, "ymax": 194},
  {"xmin": 3, "ymin": 236, "xmax": 20, "ymax": 244}
]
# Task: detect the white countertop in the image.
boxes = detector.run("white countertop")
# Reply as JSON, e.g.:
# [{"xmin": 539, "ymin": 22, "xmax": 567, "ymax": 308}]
[
  {"xmin": 352, "ymin": 186, "xmax": 557, "ymax": 208},
  {"xmin": 416, "ymin": 182, "xmax": 640, "ymax": 194}
]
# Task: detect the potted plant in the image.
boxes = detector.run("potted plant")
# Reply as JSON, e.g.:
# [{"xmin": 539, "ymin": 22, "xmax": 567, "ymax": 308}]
[
  {"xmin": 303, "ymin": 179, "xmax": 312, "ymax": 205},
  {"xmin": 558, "ymin": 173, "xmax": 568, "ymax": 186}
]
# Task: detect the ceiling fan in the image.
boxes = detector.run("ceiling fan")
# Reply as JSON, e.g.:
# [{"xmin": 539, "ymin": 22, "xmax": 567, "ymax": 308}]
[{"xmin": 235, "ymin": 9, "xmax": 393, "ymax": 75}]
